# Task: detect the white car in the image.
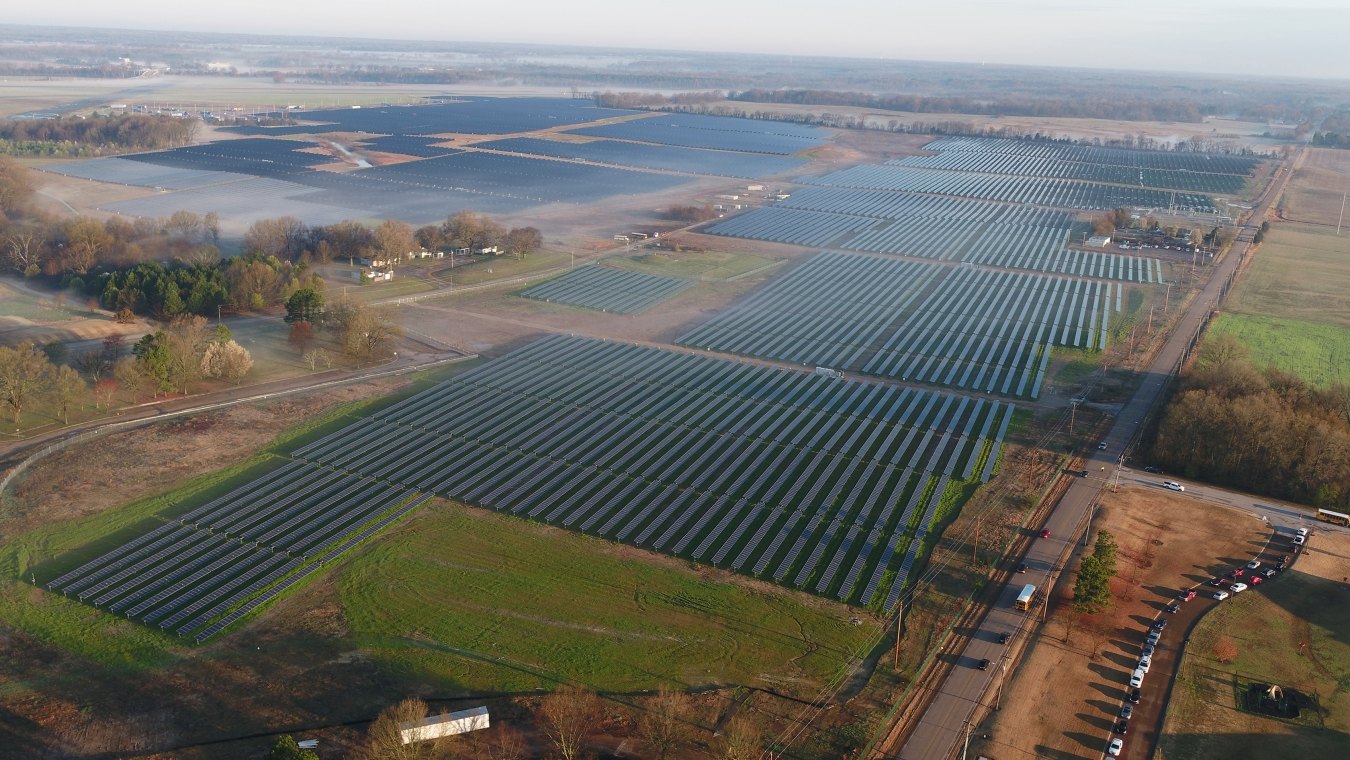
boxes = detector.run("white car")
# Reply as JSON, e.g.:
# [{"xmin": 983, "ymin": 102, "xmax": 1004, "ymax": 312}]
[
  {"xmin": 1293, "ymin": 535, "xmax": 1306, "ymax": 545},
  {"xmin": 1138, "ymin": 655, "xmax": 1152, "ymax": 673},
  {"xmin": 1297, "ymin": 527, "xmax": 1308, "ymax": 537},
  {"xmin": 1109, "ymin": 737, "xmax": 1124, "ymax": 756},
  {"xmin": 1163, "ymin": 481, "xmax": 1184, "ymax": 492},
  {"xmin": 1246, "ymin": 559, "xmax": 1261, "ymax": 570},
  {"xmin": 1214, "ymin": 590, "xmax": 1230, "ymax": 600},
  {"xmin": 1230, "ymin": 582, "xmax": 1248, "ymax": 593}
]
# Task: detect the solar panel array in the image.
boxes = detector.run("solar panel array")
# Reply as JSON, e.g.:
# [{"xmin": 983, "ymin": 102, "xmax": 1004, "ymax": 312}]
[
  {"xmin": 477, "ymin": 137, "xmax": 805, "ymax": 178},
  {"xmin": 566, "ymin": 112, "xmax": 828, "ymax": 155},
  {"xmin": 704, "ymin": 187, "xmax": 1163, "ymax": 282},
  {"xmin": 520, "ymin": 266, "xmax": 694, "ymax": 314},
  {"xmin": 922, "ymin": 136, "xmax": 1263, "ymax": 176},
  {"xmin": 803, "ymin": 165, "xmax": 1214, "ymax": 212},
  {"xmin": 677, "ymin": 251, "xmax": 1120, "ymax": 398},
  {"xmin": 289, "ymin": 335, "xmax": 1013, "ymax": 611},
  {"xmin": 45, "ymin": 461, "xmax": 419, "ymax": 641},
  {"xmin": 891, "ymin": 151, "xmax": 1247, "ymax": 194}
]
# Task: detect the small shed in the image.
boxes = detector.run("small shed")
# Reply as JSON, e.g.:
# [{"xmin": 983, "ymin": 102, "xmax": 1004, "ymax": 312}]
[{"xmin": 399, "ymin": 706, "xmax": 490, "ymax": 745}]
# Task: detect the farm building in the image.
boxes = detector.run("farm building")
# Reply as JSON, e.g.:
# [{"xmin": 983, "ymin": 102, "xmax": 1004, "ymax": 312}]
[{"xmin": 1086, "ymin": 235, "xmax": 1112, "ymax": 247}]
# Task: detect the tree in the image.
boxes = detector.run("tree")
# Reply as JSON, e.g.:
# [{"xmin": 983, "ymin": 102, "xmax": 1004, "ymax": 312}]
[
  {"xmin": 266, "ymin": 735, "xmax": 318, "ymax": 760},
  {"xmin": 0, "ymin": 156, "xmax": 35, "ymax": 216},
  {"xmin": 61, "ymin": 218, "xmax": 113, "ymax": 274},
  {"xmin": 373, "ymin": 219, "xmax": 415, "ymax": 267},
  {"xmin": 244, "ymin": 216, "xmax": 308, "ymax": 260},
  {"xmin": 164, "ymin": 315, "xmax": 209, "ymax": 394},
  {"xmin": 51, "ymin": 364, "xmax": 86, "ymax": 424},
  {"xmin": 637, "ymin": 685, "xmax": 691, "ymax": 760},
  {"xmin": 502, "ymin": 226, "xmax": 544, "ymax": 259},
  {"xmin": 301, "ymin": 347, "xmax": 330, "ymax": 371},
  {"xmin": 328, "ymin": 298, "xmax": 401, "ymax": 363},
  {"xmin": 1093, "ymin": 530, "xmax": 1118, "ymax": 575},
  {"xmin": 113, "ymin": 356, "xmax": 148, "ymax": 403},
  {"xmin": 131, "ymin": 333, "xmax": 174, "ymax": 395},
  {"xmin": 715, "ymin": 715, "xmax": 761, "ymax": 760},
  {"xmin": 538, "ymin": 684, "xmax": 602, "ymax": 760},
  {"xmin": 4, "ymin": 229, "xmax": 43, "ymax": 276},
  {"xmin": 1214, "ymin": 635, "xmax": 1238, "ymax": 663},
  {"xmin": 289, "ymin": 321, "xmax": 317, "ymax": 354},
  {"xmin": 0, "ymin": 341, "xmax": 53, "ymax": 425},
  {"xmin": 359, "ymin": 697, "xmax": 443, "ymax": 760},
  {"xmin": 1072, "ymin": 555, "xmax": 1113, "ymax": 614},
  {"xmin": 284, "ymin": 288, "xmax": 325, "ymax": 325},
  {"xmin": 201, "ymin": 339, "xmax": 253, "ymax": 384}
]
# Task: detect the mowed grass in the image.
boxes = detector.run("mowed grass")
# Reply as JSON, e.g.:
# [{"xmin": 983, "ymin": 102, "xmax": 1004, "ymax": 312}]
[
  {"xmin": 339, "ymin": 499, "xmax": 881, "ymax": 695},
  {"xmin": 1227, "ymin": 224, "xmax": 1350, "ymax": 329},
  {"xmin": 1210, "ymin": 313, "xmax": 1350, "ymax": 386},
  {"xmin": 1160, "ymin": 568, "xmax": 1350, "ymax": 759},
  {"xmin": 609, "ymin": 250, "xmax": 781, "ymax": 281}
]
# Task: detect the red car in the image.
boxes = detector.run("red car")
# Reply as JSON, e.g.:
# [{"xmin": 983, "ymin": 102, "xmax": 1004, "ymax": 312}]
[
  {"xmin": 1234, "ymin": 568, "xmax": 1245, "ymax": 577},
  {"xmin": 1251, "ymin": 576, "xmax": 1264, "ymax": 585},
  {"xmin": 1040, "ymin": 528, "xmax": 1051, "ymax": 538}
]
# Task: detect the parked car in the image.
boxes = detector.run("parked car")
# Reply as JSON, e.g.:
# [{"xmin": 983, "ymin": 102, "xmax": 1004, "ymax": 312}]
[
  {"xmin": 1143, "ymin": 465, "xmax": 1162, "ymax": 473},
  {"xmin": 1138, "ymin": 655, "xmax": 1152, "ymax": 673},
  {"xmin": 1164, "ymin": 481, "xmax": 1184, "ymax": 492},
  {"xmin": 1297, "ymin": 527, "xmax": 1309, "ymax": 537},
  {"xmin": 1214, "ymin": 590, "xmax": 1230, "ymax": 600},
  {"xmin": 1152, "ymin": 618, "xmax": 1167, "ymax": 630},
  {"xmin": 1234, "ymin": 568, "xmax": 1246, "ymax": 577},
  {"xmin": 1246, "ymin": 559, "xmax": 1262, "ymax": 570},
  {"xmin": 998, "ymin": 631, "xmax": 1010, "ymax": 644},
  {"xmin": 1017, "ymin": 562, "xmax": 1028, "ymax": 573},
  {"xmin": 1231, "ymin": 582, "xmax": 1248, "ymax": 593},
  {"xmin": 1165, "ymin": 602, "xmax": 1181, "ymax": 614},
  {"xmin": 1294, "ymin": 535, "xmax": 1306, "ymax": 545},
  {"xmin": 1208, "ymin": 577, "xmax": 1225, "ymax": 587},
  {"xmin": 1251, "ymin": 576, "xmax": 1264, "ymax": 586},
  {"xmin": 1119, "ymin": 704, "xmax": 1133, "ymax": 719},
  {"xmin": 1146, "ymin": 629, "xmax": 1161, "ymax": 645},
  {"xmin": 1109, "ymin": 737, "xmax": 1124, "ymax": 756},
  {"xmin": 1040, "ymin": 528, "xmax": 1051, "ymax": 538},
  {"xmin": 1098, "ymin": 441, "xmax": 1108, "ymax": 450},
  {"xmin": 978, "ymin": 658, "xmax": 991, "ymax": 670},
  {"xmin": 1129, "ymin": 688, "xmax": 1142, "ymax": 704},
  {"xmin": 1178, "ymin": 589, "xmax": 1197, "ymax": 601},
  {"xmin": 1114, "ymin": 720, "xmax": 1129, "ymax": 734},
  {"xmin": 1263, "ymin": 568, "xmax": 1278, "ymax": 577},
  {"xmin": 1130, "ymin": 668, "xmax": 1145, "ymax": 688}
]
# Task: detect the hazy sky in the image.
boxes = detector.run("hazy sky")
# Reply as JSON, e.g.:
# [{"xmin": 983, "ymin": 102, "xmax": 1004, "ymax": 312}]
[{"xmin": 11, "ymin": 0, "xmax": 1350, "ymax": 80}]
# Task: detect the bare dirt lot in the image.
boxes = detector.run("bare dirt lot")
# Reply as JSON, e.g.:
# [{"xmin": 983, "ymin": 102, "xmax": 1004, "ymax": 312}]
[{"xmin": 971, "ymin": 487, "xmax": 1271, "ymax": 760}]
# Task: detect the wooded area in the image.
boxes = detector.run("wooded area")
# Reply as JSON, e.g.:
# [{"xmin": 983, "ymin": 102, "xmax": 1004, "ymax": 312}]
[
  {"xmin": 0, "ymin": 114, "xmax": 197, "ymax": 157},
  {"xmin": 1151, "ymin": 335, "xmax": 1350, "ymax": 509}
]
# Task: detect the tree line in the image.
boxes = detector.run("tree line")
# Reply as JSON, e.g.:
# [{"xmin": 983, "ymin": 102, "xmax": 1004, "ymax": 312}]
[
  {"xmin": 305, "ymin": 685, "xmax": 768, "ymax": 760},
  {"xmin": 0, "ymin": 114, "xmax": 198, "ymax": 157},
  {"xmin": 1150, "ymin": 335, "xmax": 1350, "ymax": 509}
]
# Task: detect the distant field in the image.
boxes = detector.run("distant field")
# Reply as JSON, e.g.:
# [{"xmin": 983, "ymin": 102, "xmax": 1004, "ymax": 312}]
[
  {"xmin": 1283, "ymin": 147, "xmax": 1350, "ymax": 226},
  {"xmin": 339, "ymin": 499, "xmax": 881, "ymax": 693},
  {"xmin": 1228, "ymin": 224, "xmax": 1350, "ymax": 329},
  {"xmin": 1209, "ymin": 313, "xmax": 1350, "ymax": 386},
  {"xmin": 1159, "ymin": 533, "xmax": 1350, "ymax": 759}
]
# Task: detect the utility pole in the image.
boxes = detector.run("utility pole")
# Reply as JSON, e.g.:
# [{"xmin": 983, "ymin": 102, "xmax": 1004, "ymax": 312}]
[
  {"xmin": 1339, "ymin": 190, "xmax": 1346, "ymax": 235},
  {"xmin": 972, "ymin": 515, "xmax": 982, "ymax": 564},
  {"xmin": 1069, "ymin": 399, "xmax": 1078, "ymax": 436},
  {"xmin": 892, "ymin": 605, "xmax": 903, "ymax": 670}
]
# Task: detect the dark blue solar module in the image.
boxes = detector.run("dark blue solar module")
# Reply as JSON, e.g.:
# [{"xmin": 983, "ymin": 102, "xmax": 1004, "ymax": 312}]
[
  {"xmin": 353, "ymin": 151, "xmax": 688, "ymax": 203},
  {"xmin": 476, "ymin": 137, "xmax": 804, "ymax": 178},
  {"xmin": 225, "ymin": 97, "xmax": 639, "ymax": 137},
  {"xmin": 565, "ymin": 112, "xmax": 828, "ymax": 155},
  {"xmin": 360, "ymin": 135, "xmax": 459, "ymax": 157},
  {"xmin": 124, "ymin": 138, "xmax": 330, "ymax": 178}
]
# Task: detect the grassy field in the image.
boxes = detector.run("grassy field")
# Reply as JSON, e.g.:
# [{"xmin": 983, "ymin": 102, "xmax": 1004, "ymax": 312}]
[
  {"xmin": 1210, "ymin": 313, "xmax": 1350, "ymax": 386},
  {"xmin": 1160, "ymin": 563, "xmax": 1350, "ymax": 758},
  {"xmin": 1227, "ymin": 223, "xmax": 1350, "ymax": 330},
  {"xmin": 339, "ymin": 500, "xmax": 881, "ymax": 694},
  {"xmin": 608, "ymin": 250, "xmax": 781, "ymax": 281}
]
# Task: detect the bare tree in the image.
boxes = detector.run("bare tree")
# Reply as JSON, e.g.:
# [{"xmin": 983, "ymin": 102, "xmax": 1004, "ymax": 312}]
[
  {"xmin": 113, "ymin": 356, "xmax": 147, "ymax": 404},
  {"xmin": 50, "ymin": 364, "xmax": 86, "ymax": 424},
  {"xmin": 637, "ymin": 685, "xmax": 691, "ymax": 760},
  {"xmin": 715, "ymin": 715, "xmax": 761, "ymax": 760},
  {"xmin": 485, "ymin": 725, "xmax": 528, "ymax": 760},
  {"xmin": 4, "ymin": 229, "xmax": 43, "ymax": 276},
  {"xmin": 164, "ymin": 315, "xmax": 209, "ymax": 394},
  {"xmin": 0, "ymin": 341, "xmax": 53, "ymax": 425},
  {"xmin": 360, "ymin": 697, "xmax": 444, "ymax": 760},
  {"xmin": 373, "ymin": 219, "xmax": 416, "ymax": 268},
  {"xmin": 538, "ymin": 685, "xmax": 603, "ymax": 760}
]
